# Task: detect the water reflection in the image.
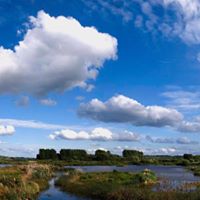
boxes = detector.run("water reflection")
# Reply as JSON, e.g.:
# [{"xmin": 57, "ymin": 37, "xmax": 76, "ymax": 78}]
[
  {"xmin": 65, "ymin": 165, "xmax": 200, "ymax": 189},
  {"xmin": 0, "ymin": 164, "xmax": 12, "ymax": 168},
  {"xmin": 38, "ymin": 175, "xmax": 88, "ymax": 200},
  {"xmin": 38, "ymin": 165, "xmax": 200, "ymax": 199}
]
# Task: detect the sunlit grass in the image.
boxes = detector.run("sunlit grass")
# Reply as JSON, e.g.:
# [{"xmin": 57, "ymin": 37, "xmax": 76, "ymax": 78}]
[{"xmin": 0, "ymin": 163, "xmax": 53, "ymax": 200}]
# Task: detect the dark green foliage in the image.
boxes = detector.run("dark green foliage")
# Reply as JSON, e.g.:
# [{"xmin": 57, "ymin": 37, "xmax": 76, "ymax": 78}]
[
  {"xmin": 107, "ymin": 187, "xmax": 200, "ymax": 200},
  {"xmin": 60, "ymin": 149, "xmax": 88, "ymax": 161},
  {"xmin": 183, "ymin": 154, "xmax": 193, "ymax": 160},
  {"xmin": 95, "ymin": 150, "xmax": 111, "ymax": 161},
  {"xmin": 37, "ymin": 149, "xmax": 58, "ymax": 160},
  {"xmin": 123, "ymin": 149, "xmax": 143, "ymax": 160},
  {"xmin": 37, "ymin": 148, "xmax": 123, "ymax": 162},
  {"xmin": 189, "ymin": 166, "xmax": 200, "ymax": 176},
  {"xmin": 35, "ymin": 148, "xmax": 200, "ymax": 171},
  {"xmin": 177, "ymin": 159, "xmax": 191, "ymax": 166}
]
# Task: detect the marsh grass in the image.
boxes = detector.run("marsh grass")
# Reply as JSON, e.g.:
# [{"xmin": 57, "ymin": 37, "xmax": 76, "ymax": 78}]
[
  {"xmin": 55, "ymin": 169, "xmax": 157, "ymax": 199},
  {"xmin": 189, "ymin": 166, "xmax": 200, "ymax": 176},
  {"xmin": 55, "ymin": 168, "xmax": 200, "ymax": 200},
  {"xmin": 0, "ymin": 163, "xmax": 53, "ymax": 200}
]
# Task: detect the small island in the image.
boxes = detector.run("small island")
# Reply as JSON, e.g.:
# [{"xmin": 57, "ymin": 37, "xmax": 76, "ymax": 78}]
[{"xmin": 56, "ymin": 169, "xmax": 157, "ymax": 200}]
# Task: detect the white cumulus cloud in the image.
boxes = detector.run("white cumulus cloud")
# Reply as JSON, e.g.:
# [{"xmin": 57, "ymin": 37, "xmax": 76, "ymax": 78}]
[
  {"xmin": 0, "ymin": 10, "xmax": 117, "ymax": 96},
  {"xmin": 49, "ymin": 127, "xmax": 141, "ymax": 141},
  {"xmin": 78, "ymin": 94, "xmax": 200, "ymax": 133},
  {"xmin": 78, "ymin": 95, "xmax": 183, "ymax": 127}
]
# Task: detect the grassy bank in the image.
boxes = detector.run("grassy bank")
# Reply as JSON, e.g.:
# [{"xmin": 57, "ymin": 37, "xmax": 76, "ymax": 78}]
[
  {"xmin": 188, "ymin": 165, "xmax": 200, "ymax": 176},
  {"xmin": 106, "ymin": 187, "xmax": 200, "ymax": 200},
  {"xmin": 55, "ymin": 169, "xmax": 200, "ymax": 200},
  {"xmin": 0, "ymin": 162, "xmax": 53, "ymax": 200},
  {"xmin": 1, "ymin": 155, "xmax": 200, "ymax": 200},
  {"xmin": 36, "ymin": 156, "xmax": 200, "ymax": 168},
  {"xmin": 1, "ymin": 161, "xmax": 200, "ymax": 200},
  {"xmin": 55, "ymin": 169, "xmax": 157, "ymax": 200}
]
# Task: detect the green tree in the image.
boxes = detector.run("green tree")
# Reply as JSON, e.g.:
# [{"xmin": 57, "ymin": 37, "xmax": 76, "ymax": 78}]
[
  {"xmin": 122, "ymin": 149, "xmax": 143, "ymax": 159},
  {"xmin": 37, "ymin": 149, "xmax": 58, "ymax": 160},
  {"xmin": 183, "ymin": 154, "xmax": 193, "ymax": 160},
  {"xmin": 60, "ymin": 149, "xmax": 88, "ymax": 160},
  {"xmin": 95, "ymin": 150, "xmax": 111, "ymax": 161}
]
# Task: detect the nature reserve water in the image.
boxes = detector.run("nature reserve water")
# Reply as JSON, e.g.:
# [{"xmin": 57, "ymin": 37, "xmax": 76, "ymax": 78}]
[{"xmin": 38, "ymin": 165, "xmax": 200, "ymax": 199}]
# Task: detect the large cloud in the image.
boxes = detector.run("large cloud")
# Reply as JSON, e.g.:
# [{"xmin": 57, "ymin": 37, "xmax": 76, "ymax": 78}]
[
  {"xmin": 78, "ymin": 95, "xmax": 183, "ymax": 127},
  {"xmin": 49, "ymin": 127, "xmax": 141, "ymax": 141},
  {"xmin": 78, "ymin": 94, "xmax": 200, "ymax": 133},
  {"xmin": 0, "ymin": 10, "xmax": 117, "ymax": 96}
]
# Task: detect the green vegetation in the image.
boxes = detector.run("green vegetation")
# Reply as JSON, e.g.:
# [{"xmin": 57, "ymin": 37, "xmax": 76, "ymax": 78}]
[
  {"xmin": 2, "ymin": 149, "xmax": 200, "ymax": 200},
  {"xmin": 106, "ymin": 187, "xmax": 200, "ymax": 200},
  {"xmin": 95, "ymin": 149, "xmax": 112, "ymax": 161},
  {"xmin": 123, "ymin": 149, "xmax": 143, "ymax": 158},
  {"xmin": 55, "ymin": 169, "xmax": 157, "ymax": 200},
  {"xmin": 35, "ymin": 148, "xmax": 200, "ymax": 181},
  {"xmin": 37, "ymin": 148, "xmax": 121, "ymax": 162},
  {"xmin": 60, "ymin": 149, "xmax": 88, "ymax": 160},
  {"xmin": 55, "ymin": 169, "xmax": 200, "ymax": 200},
  {"xmin": 36, "ymin": 148, "xmax": 200, "ymax": 168},
  {"xmin": 183, "ymin": 154, "xmax": 193, "ymax": 160},
  {"xmin": 0, "ymin": 162, "xmax": 53, "ymax": 200},
  {"xmin": 0, "ymin": 156, "xmax": 31, "ymax": 165},
  {"xmin": 36, "ymin": 149, "xmax": 57, "ymax": 160},
  {"xmin": 188, "ymin": 166, "xmax": 200, "ymax": 176}
]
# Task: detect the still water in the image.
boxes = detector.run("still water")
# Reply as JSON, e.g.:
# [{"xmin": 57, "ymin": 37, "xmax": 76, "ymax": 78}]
[
  {"xmin": 38, "ymin": 165, "xmax": 200, "ymax": 200},
  {"xmin": 38, "ymin": 175, "xmax": 88, "ymax": 200},
  {"xmin": 66, "ymin": 165, "xmax": 200, "ymax": 182},
  {"xmin": 0, "ymin": 164, "xmax": 12, "ymax": 168}
]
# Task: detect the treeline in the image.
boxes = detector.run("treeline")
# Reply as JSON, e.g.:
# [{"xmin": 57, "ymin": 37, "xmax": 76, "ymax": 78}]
[
  {"xmin": 36, "ymin": 149, "xmax": 144, "ymax": 161},
  {"xmin": 36, "ymin": 149, "xmax": 200, "ymax": 166}
]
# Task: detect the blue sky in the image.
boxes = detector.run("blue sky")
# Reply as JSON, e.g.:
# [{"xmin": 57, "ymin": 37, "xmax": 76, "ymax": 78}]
[{"xmin": 1, "ymin": 0, "xmax": 200, "ymax": 157}]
